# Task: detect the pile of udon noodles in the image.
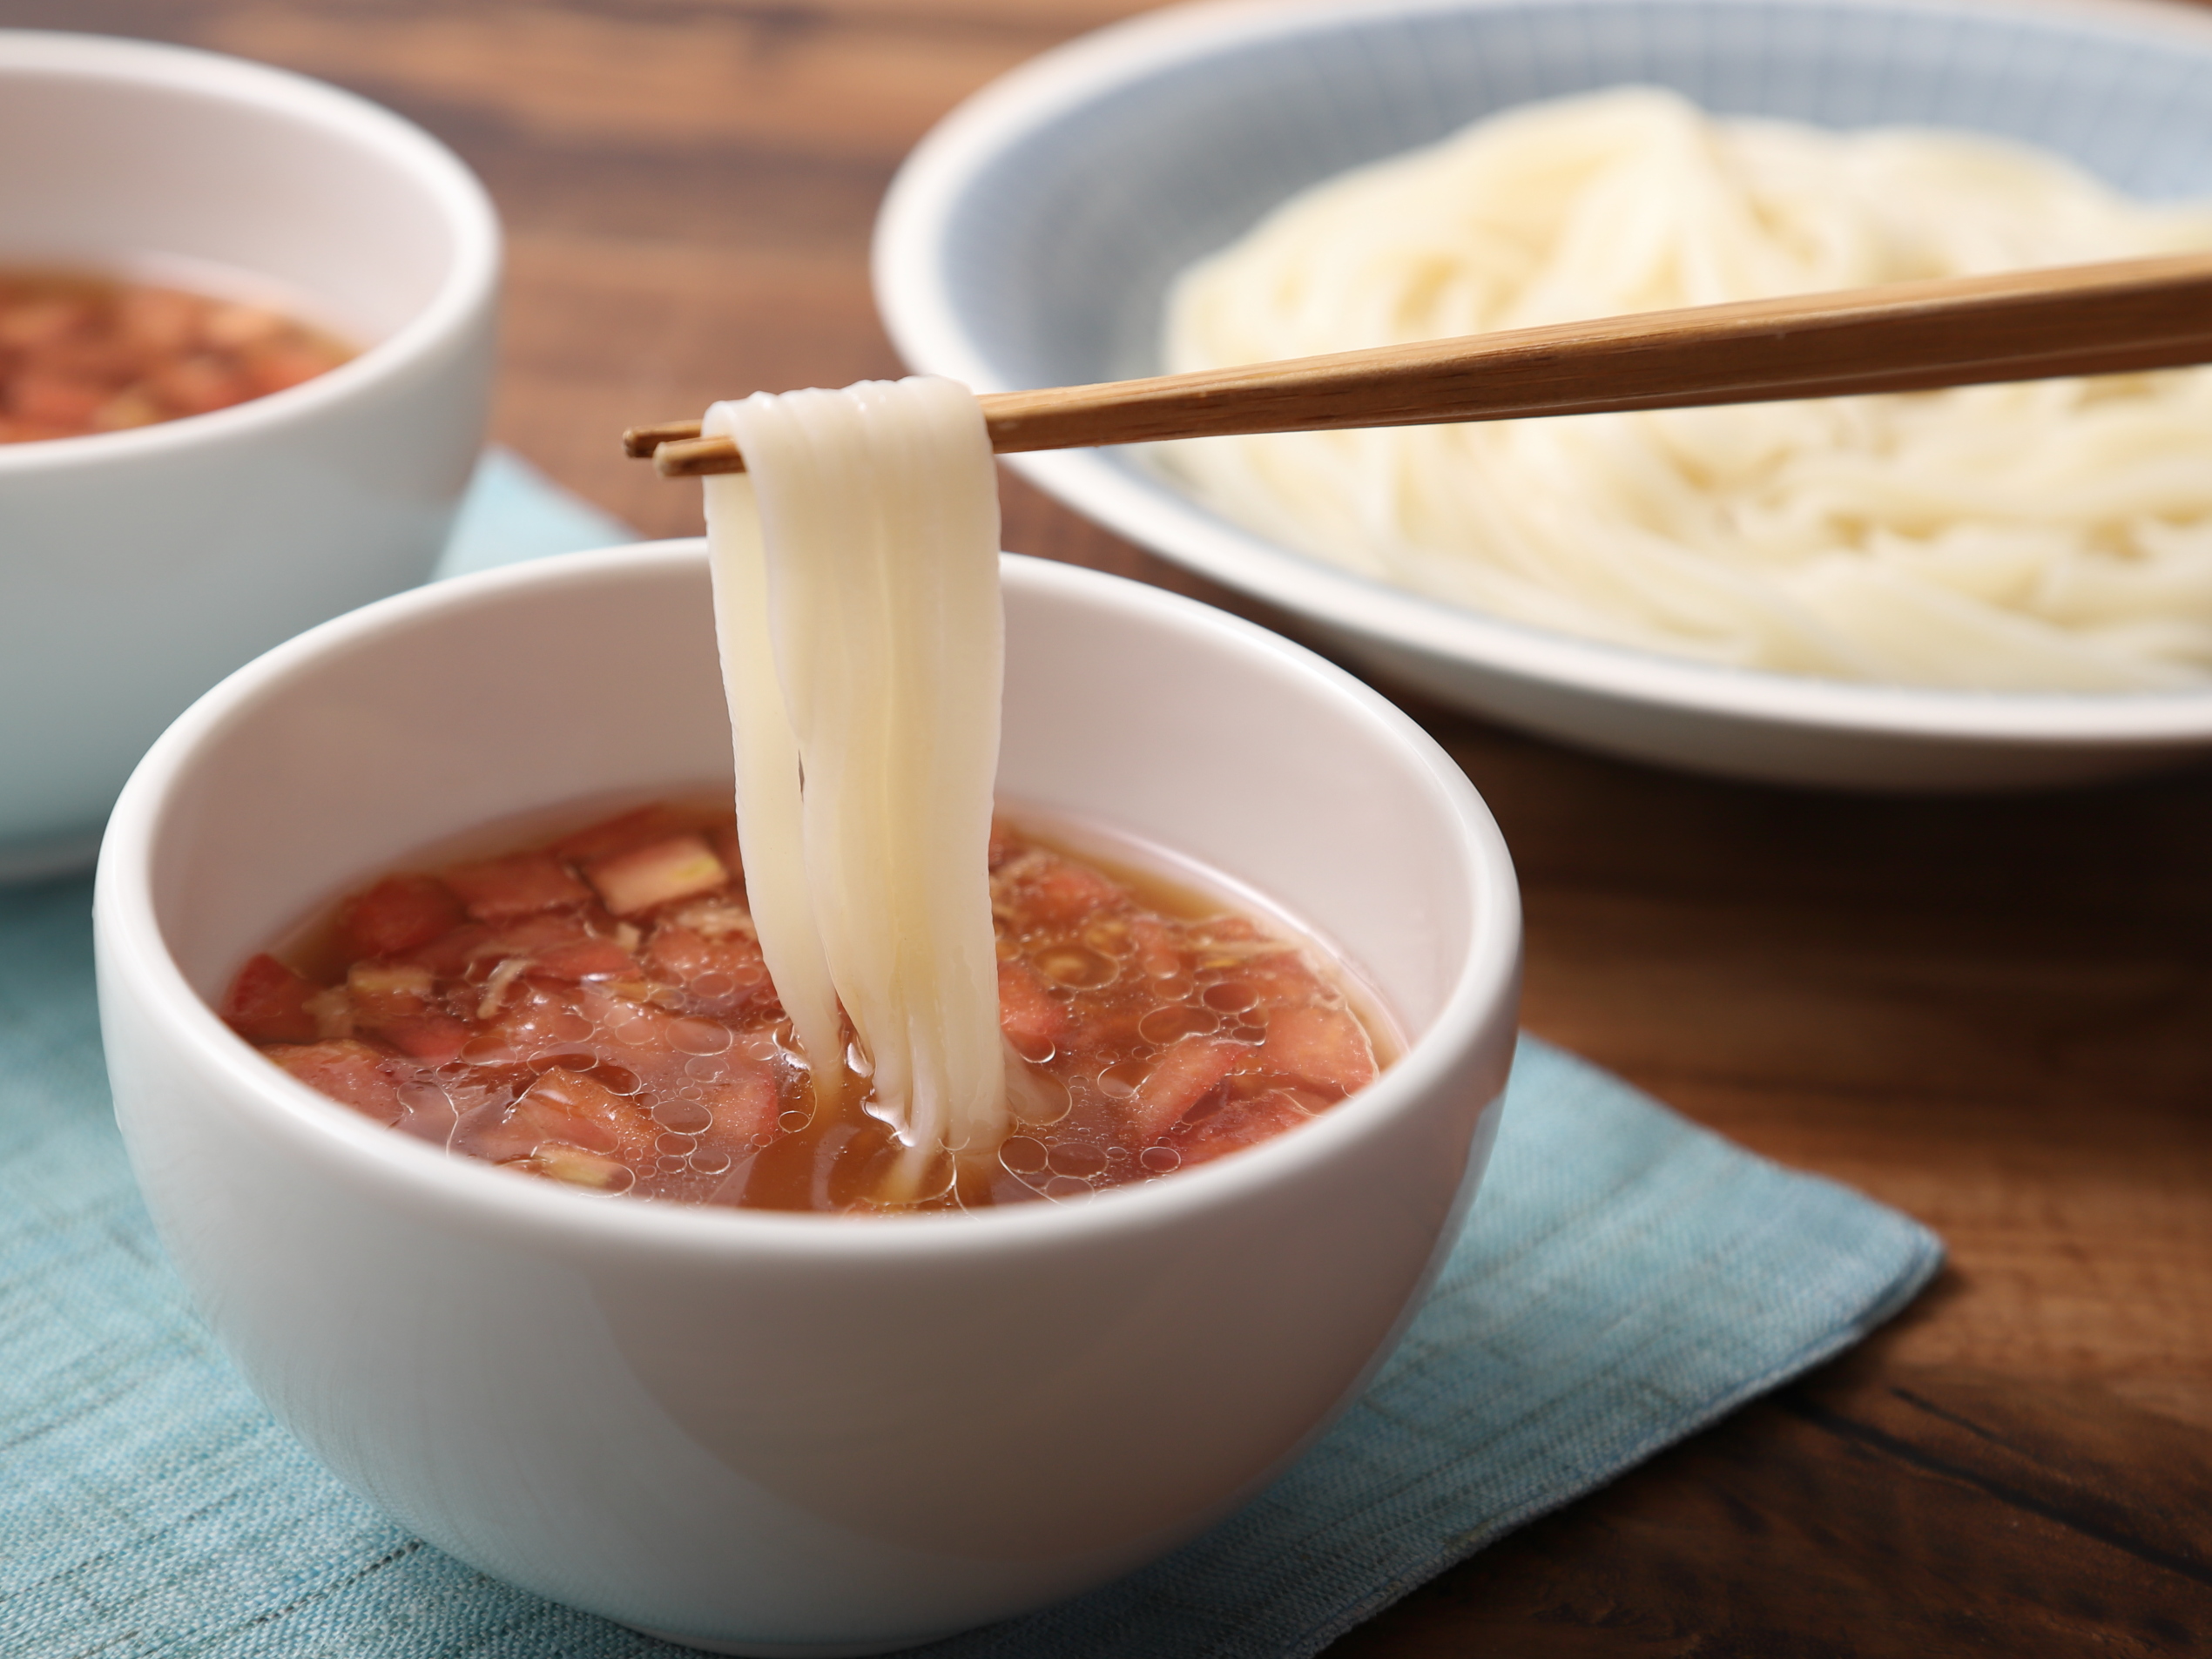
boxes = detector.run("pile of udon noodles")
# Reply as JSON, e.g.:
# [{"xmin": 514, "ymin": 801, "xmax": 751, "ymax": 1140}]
[
  {"xmin": 1160, "ymin": 87, "xmax": 2212, "ymax": 691},
  {"xmin": 701, "ymin": 379, "xmax": 1018, "ymax": 1201}
]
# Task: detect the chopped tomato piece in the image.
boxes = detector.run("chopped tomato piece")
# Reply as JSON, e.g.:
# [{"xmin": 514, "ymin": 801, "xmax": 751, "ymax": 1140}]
[
  {"xmin": 646, "ymin": 923, "xmax": 772, "ymax": 1002},
  {"xmin": 380, "ymin": 1015, "xmax": 473, "ymax": 1065},
  {"xmin": 266, "ymin": 1039, "xmax": 408, "ymax": 1125},
  {"xmin": 443, "ymin": 850, "xmax": 590, "ymax": 922},
  {"xmin": 455, "ymin": 1066, "xmax": 658, "ymax": 1165},
  {"xmin": 572, "ymin": 988, "xmax": 709, "ymax": 1095},
  {"xmin": 340, "ymin": 961, "xmax": 472, "ymax": 1065},
  {"xmin": 345, "ymin": 960, "xmax": 435, "ymax": 1019},
  {"xmin": 471, "ymin": 984, "xmax": 593, "ymax": 1066},
  {"xmin": 1127, "ymin": 1035, "xmax": 1249, "ymax": 1142},
  {"xmin": 997, "ymin": 960, "xmax": 1069, "ymax": 1055},
  {"xmin": 220, "ymin": 953, "xmax": 320, "ymax": 1044},
  {"xmin": 528, "ymin": 936, "xmax": 640, "ymax": 981},
  {"xmin": 1238, "ymin": 949, "xmax": 1328, "ymax": 1010},
  {"xmin": 337, "ymin": 873, "xmax": 465, "ymax": 959},
  {"xmin": 1170, "ymin": 1089, "xmax": 1314, "ymax": 1168},
  {"xmin": 698, "ymin": 1066, "xmax": 781, "ymax": 1149},
  {"xmin": 1022, "ymin": 855, "xmax": 1125, "ymax": 927},
  {"xmin": 243, "ymin": 341, "xmax": 335, "ymax": 396},
  {"xmin": 479, "ymin": 912, "xmax": 596, "ymax": 957},
  {"xmin": 550, "ymin": 804, "xmax": 692, "ymax": 863},
  {"xmin": 1260, "ymin": 1005, "xmax": 1376, "ymax": 1098},
  {"xmin": 402, "ymin": 921, "xmax": 493, "ymax": 976},
  {"xmin": 1128, "ymin": 916, "xmax": 1188, "ymax": 982},
  {"xmin": 584, "ymin": 833, "xmax": 728, "ymax": 916},
  {"xmin": 1068, "ymin": 997, "xmax": 1150, "ymax": 1055}
]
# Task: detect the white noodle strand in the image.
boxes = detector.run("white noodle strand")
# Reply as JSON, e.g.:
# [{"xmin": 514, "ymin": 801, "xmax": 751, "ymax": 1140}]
[{"xmin": 704, "ymin": 378, "xmax": 1008, "ymax": 1195}]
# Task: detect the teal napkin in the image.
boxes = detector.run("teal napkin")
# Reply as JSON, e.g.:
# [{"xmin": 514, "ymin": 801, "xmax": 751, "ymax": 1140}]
[
  {"xmin": 435, "ymin": 448, "xmax": 635, "ymax": 580},
  {"xmin": 0, "ymin": 455, "xmax": 1942, "ymax": 1656}
]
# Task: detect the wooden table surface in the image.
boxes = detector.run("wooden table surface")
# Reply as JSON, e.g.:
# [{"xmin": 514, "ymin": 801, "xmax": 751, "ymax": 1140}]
[{"xmin": 18, "ymin": 0, "xmax": 2210, "ymax": 1651}]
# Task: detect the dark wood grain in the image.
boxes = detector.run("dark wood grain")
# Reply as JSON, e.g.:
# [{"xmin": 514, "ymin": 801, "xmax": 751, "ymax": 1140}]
[{"xmin": 9, "ymin": 0, "xmax": 2207, "ymax": 1651}]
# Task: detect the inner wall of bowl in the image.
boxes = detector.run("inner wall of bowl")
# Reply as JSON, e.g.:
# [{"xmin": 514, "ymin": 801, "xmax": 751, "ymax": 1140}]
[
  {"xmin": 151, "ymin": 551, "xmax": 1475, "ymax": 1039},
  {"xmin": 940, "ymin": 0, "xmax": 2212, "ymax": 395},
  {"xmin": 0, "ymin": 64, "xmax": 455, "ymax": 340}
]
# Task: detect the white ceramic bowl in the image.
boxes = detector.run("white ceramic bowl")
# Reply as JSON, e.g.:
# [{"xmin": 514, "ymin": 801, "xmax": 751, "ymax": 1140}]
[
  {"xmin": 93, "ymin": 543, "xmax": 1521, "ymax": 1654},
  {"xmin": 874, "ymin": 0, "xmax": 2212, "ymax": 791},
  {"xmin": 0, "ymin": 30, "xmax": 499, "ymax": 876}
]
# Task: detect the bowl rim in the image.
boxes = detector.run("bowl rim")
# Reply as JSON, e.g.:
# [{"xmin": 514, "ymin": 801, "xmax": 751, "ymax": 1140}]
[
  {"xmin": 94, "ymin": 539, "xmax": 1522, "ymax": 1264},
  {"xmin": 872, "ymin": 0, "xmax": 2212, "ymax": 751},
  {"xmin": 0, "ymin": 28, "xmax": 500, "ymax": 478}
]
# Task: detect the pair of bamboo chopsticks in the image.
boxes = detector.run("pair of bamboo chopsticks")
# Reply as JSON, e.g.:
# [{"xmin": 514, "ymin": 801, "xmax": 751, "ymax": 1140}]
[{"xmin": 622, "ymin": 253, "xmax": 2212, "ymax": 476}]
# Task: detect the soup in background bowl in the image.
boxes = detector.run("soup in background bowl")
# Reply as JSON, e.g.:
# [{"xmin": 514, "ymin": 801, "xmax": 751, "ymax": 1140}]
[{"xmin": 93, "ymin": 542, "xmax": 1521, "ymax": 1653}]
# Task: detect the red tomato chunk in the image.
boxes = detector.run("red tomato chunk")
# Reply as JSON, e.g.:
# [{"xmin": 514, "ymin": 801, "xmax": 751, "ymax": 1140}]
[{"xmin": 219, "ymin": 802, "xmax": 1387, "ymax": 1211}]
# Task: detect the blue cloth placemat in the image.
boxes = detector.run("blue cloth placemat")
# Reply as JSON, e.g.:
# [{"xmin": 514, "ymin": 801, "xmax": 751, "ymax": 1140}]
[
  {"xmin": 435, "ymin": 448, "xmax": 637, "ymax": 581},
  {"xmin": 0, "ymin": 456, "xmax": 1943, "ymax": 1657}
]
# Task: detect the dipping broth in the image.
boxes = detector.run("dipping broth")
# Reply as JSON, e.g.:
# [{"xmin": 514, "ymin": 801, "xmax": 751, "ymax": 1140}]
[
  {"xmin": 0, "ymin": 268, "xmax": 354, "ymax": 443},
  {"xmin": 219, "ymin": 799, "xmax": 1391, "ymax": 1211}
]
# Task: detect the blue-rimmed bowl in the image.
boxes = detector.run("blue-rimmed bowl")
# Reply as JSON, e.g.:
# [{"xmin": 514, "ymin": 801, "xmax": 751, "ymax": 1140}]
[{"xmin": 874, "ymin": 0, "xmax": 2212, "ymax": 790}]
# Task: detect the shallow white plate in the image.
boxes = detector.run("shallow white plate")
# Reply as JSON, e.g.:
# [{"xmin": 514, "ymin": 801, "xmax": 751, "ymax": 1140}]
[{"xmin": 874, "ymin": 0, "xmax": 2212, "ymax": 790}]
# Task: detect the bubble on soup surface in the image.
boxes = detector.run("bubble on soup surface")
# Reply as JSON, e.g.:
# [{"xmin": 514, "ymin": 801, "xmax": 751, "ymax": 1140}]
[
  {"xmin": 1035, "ymin": 944, "xmax": 1116, "ymax": 988},
  {"xmin": 396, "ymin": 1081, "xmax": 450, "ymax": 1113},
  {"xmin": 529, "ymin": 1048, "xmax": 595, "ymax": 1073},
  {"xmin": 1203, "ymin": 981, "xmax": 1259, "ymax": 1014},
  {"xmin": 1137, "ymin": 1005, "xmax": 1219, "ymax": 1046},
  {"xmin": 1040, "ymin": 1176, "xmax": 1095, "ymax": 1202},
  {"xmin": 393, "ymin": 1081, "xmax": 456, "ymax": 1143},
  {"xmin": 1094, "ymin": 1058, "xmax": 1146, "ymax": 1101},
  {"xmin": 999, "ymin": 1135, "xmax": 1049, "ymax": 1175},
  {"xmin": 1138, "ymin": 1145, "xmax": 1181, "ymax": 1173},
  {"xmin": 1047, "ymin": 1141, "xmax": 1109, "ymax": 1180},
  {"xmin": 652, "ymin": 1097, "xmax": 714, "ymax": 1134},
  {"xmin": 688, "ymin": 1146, "xmax": 732, "ymax": 1175},
  {"xmin": 669, "ymin": 1017, "xmax": 732, "ymax": 1055},
  {"xmin": 1005, "ymin": 1031, "xmax": 1056, "ymax": 1065},
  {"xmin": 1006, "ymin": 1064, "xmax": 1070, "ymax": 1127}
]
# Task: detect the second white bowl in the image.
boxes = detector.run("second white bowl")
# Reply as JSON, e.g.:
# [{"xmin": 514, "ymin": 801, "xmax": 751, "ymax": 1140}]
[{"xmin": 0, "ymin": 30, "xmax": 499, "ymax": 874}]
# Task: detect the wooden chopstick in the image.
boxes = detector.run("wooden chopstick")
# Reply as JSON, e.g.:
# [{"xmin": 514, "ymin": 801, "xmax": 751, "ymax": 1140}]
[{"xmin": 623, "ymin": 253, "xmax": 2212, "ymax": 476}]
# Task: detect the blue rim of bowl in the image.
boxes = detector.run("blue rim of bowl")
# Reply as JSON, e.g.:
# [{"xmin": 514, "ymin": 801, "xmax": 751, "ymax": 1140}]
[{"xmin": 873, "ymin": 0, "xmax": 2212, "ymax": 751}]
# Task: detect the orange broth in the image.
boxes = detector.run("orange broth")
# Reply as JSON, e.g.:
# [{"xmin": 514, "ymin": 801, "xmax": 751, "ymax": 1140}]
[
  {"xmin": 219, "ymin": 799, "xmax": 1392, "ymax": 1211},
  {"xmin": 0, "ymin": 268, "xmax": 354, "ymax": 443}
]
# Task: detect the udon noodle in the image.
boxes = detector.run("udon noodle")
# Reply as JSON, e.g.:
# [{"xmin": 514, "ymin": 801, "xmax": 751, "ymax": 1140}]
[
  {"xmin": 1160, "ymin": 87, "xmax": 2212, "ymax": 691},
  {"xmin": 702, "ymin": 378, "xmax": 1008, "ymax": 1194}
]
